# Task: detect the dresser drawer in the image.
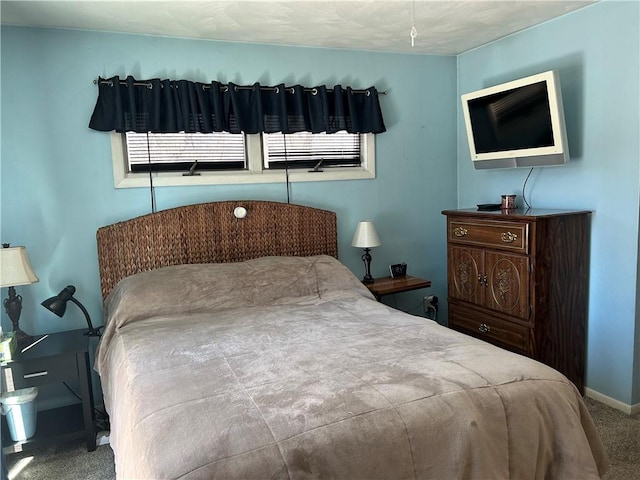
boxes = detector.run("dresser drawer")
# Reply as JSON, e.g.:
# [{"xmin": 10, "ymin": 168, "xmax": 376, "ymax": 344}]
[
  {"xmin": 449, "ymin": 303, "xmax": 529, "ymax": 355},
  {"xmin": 448, "ymin": 218, "xmax": 529, "ymax": 253},
  {"xmin": 2, "ymin": 353, "xmax": 78, "ymax": 390}
]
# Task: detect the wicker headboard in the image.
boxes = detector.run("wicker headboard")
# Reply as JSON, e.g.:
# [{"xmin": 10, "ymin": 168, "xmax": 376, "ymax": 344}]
[{"xmin": 96, "ymin": 200, "xmax": 338, "ymax": 301}]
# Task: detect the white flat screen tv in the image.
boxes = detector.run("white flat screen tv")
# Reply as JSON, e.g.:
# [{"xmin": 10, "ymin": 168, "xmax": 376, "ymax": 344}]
[{"xmin": 461, "ymin": 70, "xmax": 569, "ymax": 170}]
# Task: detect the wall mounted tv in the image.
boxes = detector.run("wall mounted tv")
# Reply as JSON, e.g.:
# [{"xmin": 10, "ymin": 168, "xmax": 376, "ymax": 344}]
[{"xmin": 461, "ymin": 70, "xmax": 569, "ymax": 170}]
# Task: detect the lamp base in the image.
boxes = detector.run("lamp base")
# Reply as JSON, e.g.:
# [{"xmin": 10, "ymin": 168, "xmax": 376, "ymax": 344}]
[
  {"xmin": 13, "ymin": 328, "xmax": 34, "ymax": 350},
  {"xmin": 360, "ymin": 248, "xmax": 375, "ymax": 285},
  {"xmin": 4, "ymin": 286, "xmax": 34, "ymax": 350}
]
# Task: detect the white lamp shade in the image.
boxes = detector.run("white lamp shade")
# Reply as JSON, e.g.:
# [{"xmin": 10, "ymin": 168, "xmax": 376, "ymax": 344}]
[
  {"xmin": 351, "ymin": 221, "xmax": 381, "ymax": 248},
  {"xmin": 0, "ymin": 246, "xmax": 39, "ymax": 287}
]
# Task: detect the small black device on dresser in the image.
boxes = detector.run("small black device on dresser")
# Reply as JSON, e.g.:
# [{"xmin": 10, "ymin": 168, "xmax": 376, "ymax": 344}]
[
  {"xmin": 389, "ymin": 262, "xmax": 407, "ymax": 278},
  {"xmin": 1, "ymin": 329, "xmax": 96, "ymax": 454}
]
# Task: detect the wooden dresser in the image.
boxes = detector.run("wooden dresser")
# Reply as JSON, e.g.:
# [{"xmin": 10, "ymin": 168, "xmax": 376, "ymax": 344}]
[{"xmin": 442, "ymin": 208, "xmax": 590, "ymax": 394}]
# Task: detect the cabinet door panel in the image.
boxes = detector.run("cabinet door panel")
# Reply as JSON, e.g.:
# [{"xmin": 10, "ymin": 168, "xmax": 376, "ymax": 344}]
[
  {"xmin": 448, "ymin": 246, "xmax": 483, "ymax": 304},
  {"xmin": 485, "ymin": 251, "xmax": 530, "ymax": 320}
]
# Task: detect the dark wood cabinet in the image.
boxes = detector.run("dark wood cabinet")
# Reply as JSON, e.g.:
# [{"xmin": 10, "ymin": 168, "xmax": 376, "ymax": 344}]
[{"xmin": 442, "ymin": 208, "xmax": 590, "ymax": 394}]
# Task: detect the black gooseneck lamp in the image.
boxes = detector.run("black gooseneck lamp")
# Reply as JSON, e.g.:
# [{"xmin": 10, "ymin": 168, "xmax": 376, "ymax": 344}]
[{"xmin": 41, "ymin": 285, "xmax": 102, "ymax": 337}]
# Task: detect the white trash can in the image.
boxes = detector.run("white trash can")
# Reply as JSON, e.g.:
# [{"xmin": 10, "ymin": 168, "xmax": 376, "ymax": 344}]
[{"xmin": 1, "ymin": 387, "xmax": 38, "ymax": 441}]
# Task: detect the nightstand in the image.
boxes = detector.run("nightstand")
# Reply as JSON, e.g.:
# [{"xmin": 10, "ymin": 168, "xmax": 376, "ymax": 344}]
[
  {"xmin": 366, "ymin": 275, "xmax": 431, "ymax": 301},
  {"xmin": 1, "ymin": 329, "xmax": 96, "ymax": 453}
]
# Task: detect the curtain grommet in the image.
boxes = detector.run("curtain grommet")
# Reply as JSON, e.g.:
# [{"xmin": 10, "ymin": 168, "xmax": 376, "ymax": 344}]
[{"xmin": 311, "ymin": 88, "xmax": 318, "ymax": 96}]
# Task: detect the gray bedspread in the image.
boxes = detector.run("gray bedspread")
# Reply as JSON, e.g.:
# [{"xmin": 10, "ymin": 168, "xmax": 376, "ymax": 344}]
[{"xmin": 96, "ymin": 255, "xmax": 608, "ymax": 479}]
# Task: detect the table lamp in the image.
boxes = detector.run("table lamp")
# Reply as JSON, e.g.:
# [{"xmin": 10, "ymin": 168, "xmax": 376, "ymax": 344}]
[
  {"xmin": 351, "ymin": 221, "xmax": 381, "ymax": 284},
  {"xmin": 0, "ymin": 244, "xmax": 39, "ymax": 347}
]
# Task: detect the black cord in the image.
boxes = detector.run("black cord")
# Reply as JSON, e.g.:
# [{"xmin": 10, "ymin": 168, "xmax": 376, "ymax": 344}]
[
  {"xmin": 94, "ymin": 408, "xmax": 110, "ymax": 431},
  {"xmin": 283, "ymin": 133, "xmax": 291, "ymax": 203},
  {"xmin": 146, "ymin": 132, "xmax": 156, "ymax": 213},
  {"xmin": 63, "ymin": 381, "xmax": 110, "ymax": 430},
  {"xmin": 386, "ymin": 295, "xmax": 434, "ymax": 319},
  {"xmin": 522, "ymin": 167, "xmax": 534, "ymax": 210}
]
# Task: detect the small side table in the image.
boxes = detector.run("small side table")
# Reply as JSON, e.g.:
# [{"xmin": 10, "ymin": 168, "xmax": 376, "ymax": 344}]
[
  {"xmin": 1, "ymin": 329, "xmax": 96, "ymax": 453},
  {"xmin": 366, "ymin": 275, "xmax": 431, "ymax": 301}
]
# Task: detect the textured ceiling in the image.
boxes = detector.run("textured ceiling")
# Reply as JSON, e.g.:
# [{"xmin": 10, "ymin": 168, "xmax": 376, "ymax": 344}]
[{"xmin": 1, "ymin": 0, "xmax": 596, "ymax": 55}]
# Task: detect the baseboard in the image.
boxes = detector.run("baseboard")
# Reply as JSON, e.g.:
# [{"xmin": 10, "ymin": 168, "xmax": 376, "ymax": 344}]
[{"xmin": 585, "ymin": 387, "xmax": 640, "ymax": 415}]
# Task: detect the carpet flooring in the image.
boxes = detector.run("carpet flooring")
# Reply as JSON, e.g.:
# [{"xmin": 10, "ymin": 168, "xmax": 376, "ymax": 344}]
[
  {"xmin": 583, "ymin": 396, "xmax": 640, "ymax": 480},
  {"xmin": 3, "ymin": 397, "xmax": 638, "ymax": 479}
]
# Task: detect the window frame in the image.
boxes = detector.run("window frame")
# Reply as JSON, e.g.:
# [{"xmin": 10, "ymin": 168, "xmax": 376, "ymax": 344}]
[{"xmin": 110, "ymin": 132, "xmax": 375, "ymax": 188}]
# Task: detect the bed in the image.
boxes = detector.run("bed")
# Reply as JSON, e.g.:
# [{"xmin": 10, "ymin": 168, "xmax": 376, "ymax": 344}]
[{"xmin": 95, "ymin": 200, "xmax": 608, "ymax": 479}]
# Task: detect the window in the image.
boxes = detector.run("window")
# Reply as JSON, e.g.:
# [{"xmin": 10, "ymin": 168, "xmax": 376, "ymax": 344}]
[
  {"xmin": 263, "ymin": 132, "xmax": 361, "ymax": 170},
  {"xmin": 126, "ymin": 132, "xmax": 246, "ymax": 172},
  {"xmin": 111, "ymin": 131, "xmax": 375, "ymax": 188}
]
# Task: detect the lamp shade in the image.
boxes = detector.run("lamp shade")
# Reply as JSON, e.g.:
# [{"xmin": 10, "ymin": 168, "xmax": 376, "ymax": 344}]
[
  {"xmin": 41, "ymin": 286, "xmax": 74, "ymax": 317},
  {"xmin": 0, "ymin": 246, "xmax": 39, "ymax": 287},
  {"xmin": 351, "ymin": 221, "xmax": 381, "ymax": 248}
]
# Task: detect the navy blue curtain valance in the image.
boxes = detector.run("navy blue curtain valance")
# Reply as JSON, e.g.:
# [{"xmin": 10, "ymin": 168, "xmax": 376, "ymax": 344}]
[{"xmin": 89, "ymin": 76, "xmax": 386, "ymax": 135}]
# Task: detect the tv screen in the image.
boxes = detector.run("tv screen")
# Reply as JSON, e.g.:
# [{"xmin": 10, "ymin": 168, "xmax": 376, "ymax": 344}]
[{"xmin": 461, "ymin": 71, "xmax": 569, "ymax": 169}]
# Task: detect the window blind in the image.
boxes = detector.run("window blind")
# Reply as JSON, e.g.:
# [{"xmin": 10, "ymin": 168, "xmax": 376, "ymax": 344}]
[
  {"xmin": 126, "ymin": 132, "xmax": 246, "ymax": 172},
  {"xmin": 264, "ymin": 131, "xmax": 361, "ymax": 169}
]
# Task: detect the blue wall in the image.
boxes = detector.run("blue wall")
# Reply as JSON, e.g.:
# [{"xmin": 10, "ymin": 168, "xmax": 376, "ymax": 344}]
[
  {"xmin": 2, "ymin": 0, "xmax": 638, "ymax": 408},
  {"xmin": 0, "ymin": 26, "xmax": 456, "ymax": 337},
  {"xmin": 458, "ymin": 0, "xmax": 640, "ymax": 406}
]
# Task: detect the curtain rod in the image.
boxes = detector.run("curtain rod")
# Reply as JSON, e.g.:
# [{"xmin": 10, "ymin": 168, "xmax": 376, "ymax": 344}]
[{"xmin": 93, "ymin": 78, "xmax": 388, "ymax": 95}]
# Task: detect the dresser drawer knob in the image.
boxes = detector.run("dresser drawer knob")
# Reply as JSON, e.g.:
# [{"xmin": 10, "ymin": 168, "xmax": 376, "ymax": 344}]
[
  {"xmin": 23, "ymin": 371, "xmax": 48, "ymax": 379},
  {"xmin": 453, "ymin": 226, "xmax": 468, "ymax": 237},
  {"xmin": 501, "ymin": 231, "xmax": 518, "ymax": 243},
  {"xmin": 478, "ymin": 323, "xmax": 491, "ymax": 333}
]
